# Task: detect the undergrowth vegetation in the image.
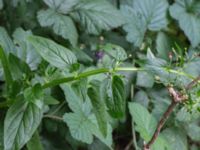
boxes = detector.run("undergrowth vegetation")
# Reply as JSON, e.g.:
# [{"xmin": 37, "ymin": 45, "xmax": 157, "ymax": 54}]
[{"xmin": 0, "ymin": 0, "xmax": 200, "ymax": 150}]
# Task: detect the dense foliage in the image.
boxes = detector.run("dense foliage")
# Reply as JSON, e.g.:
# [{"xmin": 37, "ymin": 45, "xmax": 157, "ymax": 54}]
[{"xmin": 0, "ymin": 0, "xmax": 200, "ymax": 150}]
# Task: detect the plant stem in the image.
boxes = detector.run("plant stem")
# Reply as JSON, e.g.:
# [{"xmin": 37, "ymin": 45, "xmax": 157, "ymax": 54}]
[{"xmin": 42, "ymin": 67, "xmax": 141, "ymax": 89}]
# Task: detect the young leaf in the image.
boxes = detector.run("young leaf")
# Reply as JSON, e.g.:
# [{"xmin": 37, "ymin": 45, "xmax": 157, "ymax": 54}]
[
  {"xmin": 28, "ymin": 35, "xmax": 77, "ymax": 69},
  {"xmin": 43, "ymin": 0, "xmax": 79, "ymax": 14},
  {"xmin": 170, "ymin": 0, "xmax": 200, "ymax": 47},
  {"xmin": 71, "ymin": 0, "xmax": 125, "ymax": 34},
  {"xmin": 37, "ymin": 9, "xmax": 78, "ymax": 47},
  {"xmin": 4, "ymin": 100, "xmax": 42, "ymax": 150},
  {"xmin": 105, "ymin": 76, "xmax": 126, "ymax": 118},
  {"xmin": 88, "ymin": 81, "xmax": 108, "ymax": 137}
]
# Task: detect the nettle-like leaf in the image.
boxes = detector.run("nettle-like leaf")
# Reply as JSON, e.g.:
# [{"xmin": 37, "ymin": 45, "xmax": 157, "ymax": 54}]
[
  {"xmin": 71, "ymin": 0, "xmax": 125, "ymax": 34},
  {"xmin": 61, "ymin": 83, "xmax": 112, "ymax": 148},
  {"xmin": 88, "ymin": 81, "xmax": 108, "ymax": 137},
  {"xmin": 104, "ymin": 75, "xmax": 126, "ymax": 118},
  {"xmin": 28, "ymin": 35, "xmax": 77, "ymax": 69},
  {"xmin": 4, "ymin": 100, "xmax": 43, "ymax": 150},
  {"xmin": 121, "ymin": 0, "xmax": 168, "ymax": 47},
  {"xmin": 128, "ymin": 102, "xmax": 169, "ymax": 150},
  {"xmin": 170, "ymin": 0, "xmax": 200, "ymax": 47},
  {"xmin": 43, "ymin": 0, "xmax": 79, "ymax": 14},
  {"xmin": 37, "ymin": 9, "xmax": 78, "ymax": 47}
]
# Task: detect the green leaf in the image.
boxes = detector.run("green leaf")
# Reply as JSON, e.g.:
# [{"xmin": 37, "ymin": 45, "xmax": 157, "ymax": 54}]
[
  {"xmin": 26, "ymin": 131, "xmax": 44, "ymax": 150},
  {"xmin": 71, "ymin": 0, "xmax": 125, "ymax": 34},
  {"xmin": 12, "ymin": 28, "xmax": 41, "ymax": 70},
  {"xmin": 28, "ymin": 35, "xmax": 77, "ymax": 69},
  {"xmin": 163, "ymin": 128, "xmax": 188, "ymax": 150},
  {"xmin": 88, "ymin": 81, "xmax": 108, "ymax": 137},
  {"xmin": 128, "ymin": 102, "xmax": 169, "ymax": 150},
  {"xmin": 136, "ymin": 71, "xmax": 154, "ymax": 88},
  {"xmin": 0, "ymin": 121, "xmax": 3, "ymax": 150},
  {"xmin": 186, "ymin": 122, "xmax": 200, "ymax": 141},
  {"xmin": 121, "ymin": 0, "xmax": 168, "ymax": 47},
  {"xmin": 170, "ymin": 0, "xmax": 200, "ymax": 47},
  {"xmin": 63, "ymin": 112, "xmax": 95, "ymax": 144},
  {"xmin": 134, "ymin": 90, "xmax": 149, "ymax": 108},
  {"xmin": 101, "ymin": 43, "xmax": 127, "ymax": 61},
  {"xmin": 8, "ymin": 53, "xmax": 31, "ymax": 80},
  {"xmin": 128, "ymin": 102, "xmax": 157, "ymax": 140},
  {"xmin": 4, "ymin": 100, "xmax": 43, "ymax": 150},
  {"xmin": 43, "ymin": 0, "xmax": 79, "ymax": 14},
  {"xmin": 156, "ymin": 32, "xmax": 172, "ymax": 60},
  {"xmin": 0, "ymin": 27, "xmax": 16, "ymax": 54},
  {"xmin": 105, "ymin": 76, "xmax": 126, "ymax": 118},
  {"xmin": 37, "ymin": 9, "xmax": 78, "ymax": 47},
  {"xmin": 60, "ymin": 84, "xmax": 83, "ymax": 113}
]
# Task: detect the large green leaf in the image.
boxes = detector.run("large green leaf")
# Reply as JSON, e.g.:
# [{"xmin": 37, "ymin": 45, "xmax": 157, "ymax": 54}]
[
  {"xmin": 105, "ymin": 76, "xmax": 126, "ymax": 118},
  {"xmin": 43, "ymin": 0, "xmax": 79, "ymax": 14},
  {"xmin": 4, "ymin": 100, "xmax": 43, "ymax": 150},
  {"xmin": 28, "ymin": 35, "xmax": 77, "ymax": 69},
  {"xmin": 12, "ymin": 28, "xmax": 41, "ymax": 70},
  {"xmin": 121, "ymin": 0, "xmax": 168, "ymax": 47},
  {"xmin": 37, "ymin": 9, "xmax": 78, "ymax": 47},
  {"xmin": 88, "ymin": 81, "xmax": 108, "ymax": 137},
  {"xmin": 170, "ymin": 0, "xmax": 200, "ymax": 47},
  {"xmin": 71, "ymin": 0, "xmax": 125, "ymax": 34}
]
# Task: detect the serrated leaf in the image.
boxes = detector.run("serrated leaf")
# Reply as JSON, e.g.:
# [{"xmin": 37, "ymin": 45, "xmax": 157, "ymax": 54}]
[
  {"xmin": 121, "ymin": 0, "xmax": 168, "ymax": 47},
  {"xmin": 12, "ymin": 28, "xmax": 41, "ymax": 70},
  {"xmin": 105, "ymin": 76, "xmax": 126, "ymax": 118},
  {"xmin": 88, "ymin": 81, "xmax": 108, "ymax": 137},
  {"xmin": 43, "ymin": 0, "xmax": 79, "ymax": 14},
  {"xmin": 28, "ymin": 35, "xmax": 77, "ymax": 69},
  {"xmin": 63, "ymin": 112, "xmax": 95, "ymax": 144},
  {"xmin": 71, "ymin": 0, "xmax": 125, "ymax": 34},
  {"xmin": 4, "ymin": 100, "xmax": 42, "ymax": 150},
  {"xmin": 37, "ymin": 9, "xmax": 78, "ymax": 47},
  {"xmin": 170, "ymin": 0, "xmax": 200, "ymax": 47}
]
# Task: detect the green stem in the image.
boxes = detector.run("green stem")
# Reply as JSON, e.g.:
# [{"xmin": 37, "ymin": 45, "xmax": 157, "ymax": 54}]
[
  {"xmin": 42, "ymin": 67, "xmax": 143, "ymax": 89},
  {"xmin": 0, "ymin": 46, "xmax": 13, "ymax": 87}
]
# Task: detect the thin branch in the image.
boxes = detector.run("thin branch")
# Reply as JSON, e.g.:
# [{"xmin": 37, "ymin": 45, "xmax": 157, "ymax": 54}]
[{"xmin": 143, "ymin": 76, "xmax": 200, "ymax": 150}]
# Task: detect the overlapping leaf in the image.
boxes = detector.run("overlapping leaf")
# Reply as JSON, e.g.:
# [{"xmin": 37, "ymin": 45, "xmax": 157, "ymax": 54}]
[
  {"xmin": 71, "ymin": 0, "xmax": 125, "ymax": 34},
  {"xmin": 121, "ymin": 0, "xmax": 168, "ymax": 47},
  {"xmin": 37, "ymin": 9, "xmax": 78, "ymax": 47}
]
